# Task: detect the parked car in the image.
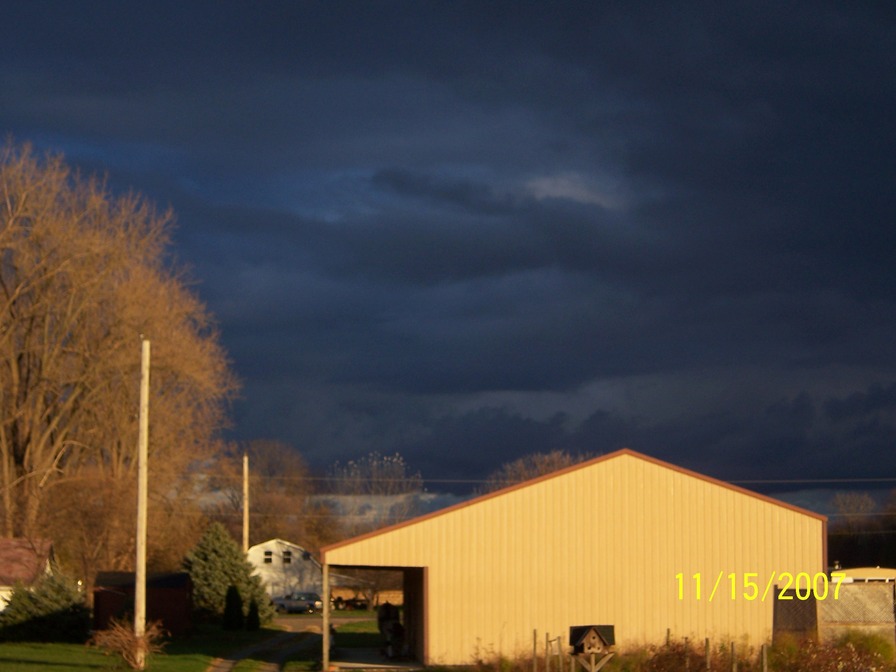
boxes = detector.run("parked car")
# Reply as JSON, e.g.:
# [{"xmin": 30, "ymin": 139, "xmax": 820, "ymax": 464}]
[
  {"xmin": 272, "ymin": 591, "xmax": 323, "ymax": 614},
  {"xmin": 332, "ymin": 596, "xmax": 370, "ymax": 610}
]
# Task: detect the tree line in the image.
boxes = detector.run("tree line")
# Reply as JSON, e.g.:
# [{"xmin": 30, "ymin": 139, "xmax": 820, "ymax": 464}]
[
  {"xmin": 828, "ymin": 491, "xmax": 896, "ymax": 568},
  {"xmin": 0, "ymin": 142, "xmax": 496, "ymax": 591},
  {"xmin": 0, "ymin": 143, "xmax": 238, "ymax": 586},
  {"xmin": 0, "ymin": 144, "xmax": 436, "ymax": 589}
]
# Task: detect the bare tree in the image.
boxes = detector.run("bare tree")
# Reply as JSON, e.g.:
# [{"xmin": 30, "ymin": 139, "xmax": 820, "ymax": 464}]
[
  {"xmin": 0, "ymin": 142, "xmax": 236, "ymax": 583},
  {"xmin": 206, "ymin": 440, "xmax": 341, "ymax": 553},
  {"xmin": 828, "ymin": 491, "xmax": 886, "ymax": 567},
  {"xmin": 832, "ymin": 491, "xmax": 877, "ymax": 534},
  {"xmin": 328, "ymin": 451, "xmax": 423, "ymax": 497},
  {"xmin": 325, "ymin": 451, "xmax": 424, "ymax": 543},
  {"xmin": 477, "ymin": 449, "xmax": 593, "ymax": 494}
]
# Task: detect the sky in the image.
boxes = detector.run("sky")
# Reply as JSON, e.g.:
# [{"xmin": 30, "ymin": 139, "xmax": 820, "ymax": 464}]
[{"xmin": 1, "ymin": 2, "xmax": 895, "ymax": 496}]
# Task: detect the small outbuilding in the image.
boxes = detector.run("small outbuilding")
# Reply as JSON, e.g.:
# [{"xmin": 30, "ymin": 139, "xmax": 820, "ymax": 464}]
[
  {"xmin": 321, "ymin": 449, "xmax": 826, "ymax": 666},
  {"xmin": 93, "ymin": 572, "xmax": 193, "ymax": 637},
  {"xmin": 774, "ymin": 567, "xmax": 896, "ymax": 647}
]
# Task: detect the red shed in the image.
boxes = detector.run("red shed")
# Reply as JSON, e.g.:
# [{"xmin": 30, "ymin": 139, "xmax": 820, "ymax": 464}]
[{"xmin": 93, "ymin": 572, "xmax": 193, "ymax": 637}]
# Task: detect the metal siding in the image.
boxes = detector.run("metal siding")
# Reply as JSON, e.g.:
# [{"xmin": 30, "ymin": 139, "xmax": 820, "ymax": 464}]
[{"xmin": 324, "ymin": 451, "xmax": 824, "ymax": 665}]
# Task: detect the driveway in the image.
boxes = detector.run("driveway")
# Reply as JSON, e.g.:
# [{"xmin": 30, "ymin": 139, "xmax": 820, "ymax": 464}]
[
  {"xmin": 204, "ymin": 620, "xmax": 321, "ymax": 672},
  {"xmin": 203, "ymin": 614, "xmax": 388, "ymax": 672}
]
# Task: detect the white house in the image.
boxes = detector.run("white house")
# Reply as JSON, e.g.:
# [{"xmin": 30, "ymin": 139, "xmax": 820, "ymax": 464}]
[{"xmin": 247, "ymin": 539, "xmax": 322, "ymax": 597}]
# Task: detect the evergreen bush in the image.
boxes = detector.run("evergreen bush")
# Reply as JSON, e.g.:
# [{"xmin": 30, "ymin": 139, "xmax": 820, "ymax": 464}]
[
  {"xmin": 0, "ymin": 573, "xmax": 90, "ymax": 642},
  {"xmin": 184, "ymin": 522, "xmax": 275, "ymax": 624},
  {"xmin": 222, "ymin": 585, "xmax": 244, "ymax": 630},
  {"xmin": 246, "ymin": 598, "xmax": 261, "ymax": 631}
]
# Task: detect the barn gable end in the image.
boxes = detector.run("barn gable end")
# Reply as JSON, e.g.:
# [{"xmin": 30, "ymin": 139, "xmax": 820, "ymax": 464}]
[{"xmin": 322, "ymin": 448, "xmax": 826, "ymax": 666}]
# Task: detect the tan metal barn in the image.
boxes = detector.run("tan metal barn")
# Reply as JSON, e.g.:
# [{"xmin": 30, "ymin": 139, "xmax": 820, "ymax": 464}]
[{"xmin": 321, "ymin": 448, "xmax": 826, "ymax": 666}]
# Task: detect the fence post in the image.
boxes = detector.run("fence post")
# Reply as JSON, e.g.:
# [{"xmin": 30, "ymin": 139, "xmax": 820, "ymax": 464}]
[
  {"xmin": 546, "ymin": 632, "xmax": 551, "ymax": 672},
  {"xmin": 557, "ymin": 636, "xmax": 563, "ymax": 672},
  {"xmin": 730, "ymin": 642, "xmax": 736, "ymax": 672},
  {"xmin": 685, "ymin": 637, "xmax": 689, "ymax": 672},
  {"xmin": 705, "ymin": 638, "xmax": 710, "ymax": 671},
  {"xmin": 533, "ymin": 630, "xmax": 537, "ymax": 672},
  {"xmin": 762, "ymin": 643, "xmax": 768, "ymax": 672}
]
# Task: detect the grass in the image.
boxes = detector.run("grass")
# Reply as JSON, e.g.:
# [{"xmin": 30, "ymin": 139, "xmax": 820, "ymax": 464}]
[
  {"xmin": 0, "ymin": 624, "xmax": 289, "ymax": 672},
  {"xmin": 0, "ymin": 641, "xmax": 110, "ymax": 671},
  {"xmin": 282, "ymin": 661, "xmax": 318, "ymax": 672},
  {"xmin": 333, "ymin": 615, "xmax": 381, "ymax": 649},
  {"xmin": 0, "ymin": 613, "xmax": 381, "ymax": 672}
]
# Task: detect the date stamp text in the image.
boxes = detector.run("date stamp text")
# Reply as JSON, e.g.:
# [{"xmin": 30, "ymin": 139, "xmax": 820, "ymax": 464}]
[{"xmin": 675, "ymin": 571, "xmax": 846, "ymax": 602}]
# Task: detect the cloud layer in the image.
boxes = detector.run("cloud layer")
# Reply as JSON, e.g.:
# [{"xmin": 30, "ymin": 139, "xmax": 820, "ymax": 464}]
[{"xmin": 2, "ymin": 2, "xmax": 895, "ymax": 492}]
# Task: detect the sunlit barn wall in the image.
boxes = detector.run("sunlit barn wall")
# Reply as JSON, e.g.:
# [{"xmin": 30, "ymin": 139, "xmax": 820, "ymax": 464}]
[{"xmin": 323, "ymin": 449, "xmax": 826, "ymax": 665}]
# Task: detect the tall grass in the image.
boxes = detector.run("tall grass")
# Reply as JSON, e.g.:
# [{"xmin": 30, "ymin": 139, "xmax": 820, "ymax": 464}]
[{"xmin": 469, "ymin": 633, "xmax": 896, "ymax": 672}]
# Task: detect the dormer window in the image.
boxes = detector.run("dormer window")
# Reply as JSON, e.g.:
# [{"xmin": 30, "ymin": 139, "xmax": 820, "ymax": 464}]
[
  {"xmin": 283, "ymin": 550, "xmax": 292, "ymax": 564},
  {"xmin": 263, "ymin": 550, "xmax": 273, "ymax": 564}
]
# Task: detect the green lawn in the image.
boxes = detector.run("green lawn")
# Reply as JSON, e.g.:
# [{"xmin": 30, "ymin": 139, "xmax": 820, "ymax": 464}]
[
  {"xmin": 0, "ymin": 641, "xmax": 109, "ymax": 671},
  {"xmin": 332, "ymin": 616, "xmax": 381, "ymax": 649},
  {"xmin": 0, "ymin": 615, "xmax": 381, "ymax": 672},
  {"xmin": 0, "ymin": 625, "xmax": 288, "ymax": 672}
]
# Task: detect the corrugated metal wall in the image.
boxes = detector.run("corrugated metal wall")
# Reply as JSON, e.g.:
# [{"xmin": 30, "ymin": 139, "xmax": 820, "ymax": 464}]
[{"xmin": 324, "ymin": 450, "xmax": 826, "ymax": 665}]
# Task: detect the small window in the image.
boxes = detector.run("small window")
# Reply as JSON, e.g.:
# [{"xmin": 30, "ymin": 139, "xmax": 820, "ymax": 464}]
[
  {"xmin": 283, "ymin": 550, "xmax": 292, "ymax": 565},
  {"xmin": 263, "ymin": 550, "xmax": 273, "ymax": 564}
]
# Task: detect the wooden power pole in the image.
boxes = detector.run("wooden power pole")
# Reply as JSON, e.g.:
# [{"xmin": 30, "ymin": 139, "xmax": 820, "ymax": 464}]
[
  {"xmin": 242, "ymin": 453, "xmax": 249, "ymax": 553},
  {"xmin": 134, "ymin": 338, "xmax": 150, "ymax": 670}
]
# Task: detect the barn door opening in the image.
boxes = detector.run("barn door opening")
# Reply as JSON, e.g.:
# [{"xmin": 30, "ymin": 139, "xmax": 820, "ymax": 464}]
[{"xmin": 401, "ymin": 567, "xmax": 426, "ymax": 663}]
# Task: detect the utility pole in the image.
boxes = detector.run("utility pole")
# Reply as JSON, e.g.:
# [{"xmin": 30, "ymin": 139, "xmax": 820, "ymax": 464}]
[
  {"xmin": 134, "ymin": 338, "xmax": 150, "ymax": 670},
  {"xmin": 242, "ymin": 453, "xmax": 249, "ymax": 553}
]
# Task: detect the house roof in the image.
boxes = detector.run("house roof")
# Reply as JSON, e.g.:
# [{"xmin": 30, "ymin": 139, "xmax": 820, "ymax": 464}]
[
  {"xmin": 323, "ymin": 448, "xmax": 827, "ymax": 558},
  {"xmin": 0, "ymin": 538, "xmax": 53, "ymax": 586},
  {"xmin": 249, "ymin": 538, "xmax": 310, "ymax": 553}
]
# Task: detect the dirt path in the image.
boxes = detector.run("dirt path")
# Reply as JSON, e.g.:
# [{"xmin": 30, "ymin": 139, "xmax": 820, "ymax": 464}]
[{"xmin": 202, "ymin": 614, "xmax": 374, "ymax": 672}]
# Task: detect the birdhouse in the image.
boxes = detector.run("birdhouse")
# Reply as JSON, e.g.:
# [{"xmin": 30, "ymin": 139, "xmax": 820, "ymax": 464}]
[{"xmin": 569, "ymin": 625, "xmax": 615, "ymax": 655}]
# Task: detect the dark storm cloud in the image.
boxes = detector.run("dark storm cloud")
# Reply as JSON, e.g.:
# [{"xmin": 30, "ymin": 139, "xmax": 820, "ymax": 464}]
[
  {"xmin": 825, "ymin": 383, "xmax": 896, "ymax": 424},
  {"xmin": 1, "ymin": 2, "xmax": 895, "ymax": 490}
]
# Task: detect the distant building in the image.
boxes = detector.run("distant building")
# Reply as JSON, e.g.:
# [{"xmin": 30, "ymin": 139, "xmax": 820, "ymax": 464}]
[
  {"xmin": 0, "ymin": 538, "xmax": 54, "ymax": 610},
  {"xmin": 323, "ymin": 448, "xmax": 827, "ymax": 666},
  {"xmin": 248, "ymin": 538, "xmax": 374, "ymax": 604},
  {"xmin": 248, "ymin": 539, "xmax": 321, "ymax": 597},
  {"xmin": 836, "ymin": 566, "xmax": 896, "ymax": 582},
  {"xmin": 775, "ymin": 566, "xmax": 896, "ymax": 647}
]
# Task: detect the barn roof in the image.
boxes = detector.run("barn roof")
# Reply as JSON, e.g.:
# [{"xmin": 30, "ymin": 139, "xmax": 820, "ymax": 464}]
[{"xmin": 323, "ymin": 448, "xmax": 826, "ymax": 557}]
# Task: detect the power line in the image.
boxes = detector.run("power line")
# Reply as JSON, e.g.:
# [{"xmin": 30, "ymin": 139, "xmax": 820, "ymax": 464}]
[
  {"xmin": 732, "ymin": 478, "xmax": 896, "ymax": 485},
  {"xmin": 197, "ymin": 472, "xmax": 896, "ymax": 486}
]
